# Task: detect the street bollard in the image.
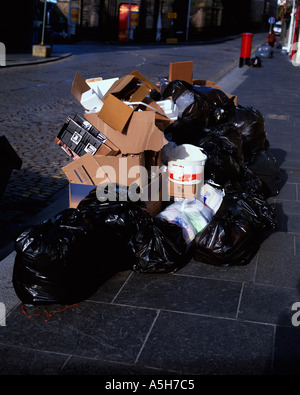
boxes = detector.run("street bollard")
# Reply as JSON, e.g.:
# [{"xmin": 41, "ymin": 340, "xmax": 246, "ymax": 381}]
[{"xmin": 239, "ymin": 33, "xmax": 254, "ymax": 67}]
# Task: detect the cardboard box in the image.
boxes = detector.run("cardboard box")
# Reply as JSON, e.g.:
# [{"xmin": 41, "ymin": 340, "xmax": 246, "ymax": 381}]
[
  {"xmin": 168, "ymin": 180, "xmax": 200, "ymax": 199},
  {"xmin": 71, "ymin": 71, "xmax": 168, "ymax": 153},
  {"xmin": 62, "ymin": 152, "xmax": 147, "ymax": 188},
  {"xmin": 85, "ymin": 76, "xmax": 119, "ymax": 99},
  {"xmin": 192, "ymin": 79, "xmax": 221, "ymax": 89},
  {"xmin": 98, "ymin": 93, "xmax": 134, "ymax": 133},
  {"xmin": 72, "ymin": 71, "xmax": 159, "ymax": 133},
  {"xmin": 102, "ymin": 70, "xmax": 158, "ymax": 101},
  {"xmin": 168, "ymin": 61, "xmax": 193, "ymax": 84},
  {"xmin": 85, "ymin": 111, "xmax": 168, "ymax": 155},
  {"xmin": 141, "ymin": 98, "xmax": 174, "ymax": 129},
  {"xmin": 55, "ymin": 114, "xmax": 119, "ymax": 159},
  {"xmin": 142, "ymin": 173, "xmax": 163, "ymax": 217},
  {"xmin": 98, "ymin": 71, "xmax": 159, "ymax": 132},
  {"xmin": 32, "ymin": 45, "xmax": 51, "ymax": 58},
  {"xmin": 71, "ymin": 73, "xmax": 118, "ymax": 112}
]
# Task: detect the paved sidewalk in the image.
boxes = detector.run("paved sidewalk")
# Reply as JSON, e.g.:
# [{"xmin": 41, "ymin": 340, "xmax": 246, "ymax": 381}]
[
  {"xmin": 4, "ymin": 50, "xmax": 72, "ymax": 67},
  {"xmin": 1, "ymin": 43, "xmax": 300, "ymax": 377}
]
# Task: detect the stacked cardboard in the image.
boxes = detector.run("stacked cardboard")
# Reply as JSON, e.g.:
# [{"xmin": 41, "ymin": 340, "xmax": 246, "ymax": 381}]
[{"xmin": 55, "ymin": 61, "xmax": 231, "ymax": 216}]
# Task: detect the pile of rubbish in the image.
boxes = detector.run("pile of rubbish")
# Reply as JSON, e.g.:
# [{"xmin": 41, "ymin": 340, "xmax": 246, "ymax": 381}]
[{"xmin": 12, "ymin": 61, "xmax": 280, "ymax": 306}]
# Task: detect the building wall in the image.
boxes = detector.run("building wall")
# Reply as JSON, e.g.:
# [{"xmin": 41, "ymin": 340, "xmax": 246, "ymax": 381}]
[
  {"xmin": 79, "ymin": 0, "xmax": 279, "ymax": 42},
  {"xmin": 251, "ymin": 0, "xmax": 278, "ymax": 30},
  {"xmin": 0, "ymin": 0, "xmax": 36, "ymax": 52},
  {"xmin": 0, "ymin": 0, "xmax": 279, "ymax": 52},
  {"xmin": 33, "ymin": 0, "xmax": 279, "ymax": 46}
]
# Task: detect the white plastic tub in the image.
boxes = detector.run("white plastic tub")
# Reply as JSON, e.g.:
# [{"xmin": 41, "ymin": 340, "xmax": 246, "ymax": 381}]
[{"xmin": 168, "ymin": 144, "xmax": 207, "ymax": 186}]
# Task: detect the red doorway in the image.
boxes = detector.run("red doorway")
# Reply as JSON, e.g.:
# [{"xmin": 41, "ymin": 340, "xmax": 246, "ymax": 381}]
[{"xmin": 118, "ymin": 3, "xmax": 139, "ymax": 42}]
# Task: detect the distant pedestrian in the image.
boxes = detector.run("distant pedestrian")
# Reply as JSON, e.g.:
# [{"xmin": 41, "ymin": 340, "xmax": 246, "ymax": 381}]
[{"xmin": 267, "ymin": 30, "xmax": 277, "ymax": 48}]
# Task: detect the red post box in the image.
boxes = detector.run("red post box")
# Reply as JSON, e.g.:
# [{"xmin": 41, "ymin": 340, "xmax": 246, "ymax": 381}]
[{"xmin": 239, "ymin": 33, "xmax": 254, "ymax": 67}]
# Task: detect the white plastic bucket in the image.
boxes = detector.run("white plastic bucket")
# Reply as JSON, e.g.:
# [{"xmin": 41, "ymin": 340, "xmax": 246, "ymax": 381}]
[{"xmin": 168, "ymin": 144, "xmax": 207, "ymax": 186}]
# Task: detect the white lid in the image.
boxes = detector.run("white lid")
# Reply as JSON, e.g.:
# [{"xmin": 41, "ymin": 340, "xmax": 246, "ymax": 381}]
[{"xmin": 170, "ymin": 144, "xmax": 207, "ymax": 161}]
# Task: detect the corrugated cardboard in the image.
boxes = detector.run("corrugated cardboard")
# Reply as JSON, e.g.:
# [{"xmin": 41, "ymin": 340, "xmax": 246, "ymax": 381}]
[
  {"xmin": 71, "ymin": 72, "xmax": 90, "ymax": 104},
  {"xmin": 142, "ymin": 98, "xmax": 174, "ymax": 129},
  {"xmin": 62, "ymin": 152, "xmax": 147, "ymax": 188},
  {"xmin": 193, "ymin": 79, "xmax": 221, "ymax": 89},
  {"xmin": 98, "ymin": 94, "xmax": 134, "ymax": 133},
  {"xmin": 168, "ymin": 180, "xmax": 200, "ymax": 199},
  {"xmin": 85, "ymin": 111, "xmax": 168, "ymax": 155},
  {"xmin": 168, "ymin": 61, "xmax": 193, "ymax": 84},
  {"xmin": 99, "ymin": 71, "xmax": 159, "ymax": 131},
  {"xmin": 129, "ymin": 70, "xmax": 158, "ymax": 91},
  {"xmin": 141, "ymin": 173, "xmax": 163, "ymax": 217},
  {"xmin": 102, "ymin": 70, "xmax": 157, "ymax": 100},
  {"xmin": 72, "ymin": 71, "xmax": 160, "ymax": 134},
  {"xmin": 71, "ymin": 73, "xmax": 119, "ymax": 112}
]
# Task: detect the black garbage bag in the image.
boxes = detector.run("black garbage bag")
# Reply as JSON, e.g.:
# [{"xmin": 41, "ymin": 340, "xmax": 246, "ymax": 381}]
[
  {"xmin": 251, "ymin": 56, "xmax": 262, "ymax": 67},
  {"xmin": 77, "ymin": 184, "xmax": 152, "ymax": 269},
  {"xmin": 225, "ymin": 191, "xmax": 277, "ymax": 236},
  {"xmin": 190, "ymin": 85, "xmax": 236, "ymax": 125},
  {"xmin": 194, "ymin": 190, "xmax": 277, "ymax": 267},
  {"xmin": 193, "ymin": 197, "xmax": 258, "ymax": 267},
  {"xmin": 194, "ymin": 215, "xmax": 260, "ymax": 267},
  {"xmin": 247, "ymin": 149, "xmax": 281, "ymax": 197},
  {"xmin": 161, "ymin": 80, "xmax": 236, "ymax": 128},
  {"xmin": 13, "ymin": 208, "xmax": 103, "ymax": 305},
  {"xmin": 130, "ymin": 217, "xmax": 191, "ymax": 274},
  {"xmin": 77, "ymin": 184, "xmax": 149, "ymax": 235},
  {"xmin": 196, "ymin": 129, "xmax": 242, "ymax": 187},
  {"xmin": 226, "ymin": 105, "xmax": 268, "ymax": 161},
  {"xmin": 236, "ymin": 165, "xmax": 264, "ymax": 195},
  {"xmin": 202, "ymin": 122, "xmax": 244, "ymax": 166},
  {"xmin": 164, "ymin": 117, "xmax": 207, "ymax": 146},
  {"xmin": 161, "ymin": 80, "xmax": 211, "ymax": 129}
]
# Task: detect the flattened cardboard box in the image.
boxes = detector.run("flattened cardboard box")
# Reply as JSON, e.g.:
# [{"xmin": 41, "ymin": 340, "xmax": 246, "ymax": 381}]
[
  {"xmin": 62, "ymin": 152, "xmax": 147, "ymax": 188},
  {"xmin": 85, "ymin": 111, "xmax": 168, "ymax": 155},
  {"xmin": 168, "ymin": 61, "xmax": 193, "ymax": 84}
]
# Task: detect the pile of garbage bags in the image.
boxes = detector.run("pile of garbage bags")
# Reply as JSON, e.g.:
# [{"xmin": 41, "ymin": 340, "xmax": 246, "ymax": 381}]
[
  {"xmin": 13, "ymin": 186, "xmax": 190, "ymax": 304},
  {"xmin": 12, "ymin": 78, "xmax": 280, "ymax": 306},
  {"xmin": 162, "ymin": 80, "xmax": 280, "ymax": 197}
]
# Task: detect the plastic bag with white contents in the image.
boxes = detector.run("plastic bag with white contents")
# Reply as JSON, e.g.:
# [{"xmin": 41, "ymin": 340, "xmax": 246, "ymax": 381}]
[
  {"xmin": 200, "ymin": 182, "xmax": 225, "ymax": 214},
  {"xmin": 157, "ymin": 199, "xmax": 214, "ymax": 244}
]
